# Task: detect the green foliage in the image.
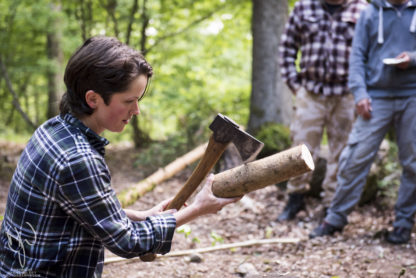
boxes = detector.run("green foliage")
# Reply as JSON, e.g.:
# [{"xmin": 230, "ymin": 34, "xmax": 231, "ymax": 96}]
[
  {"xmin": 265, "ymin": 226, "xmax": 273, "ymax": 239},
  {"xmin": 377, "ymin": 140, "xmax": 401, "ymax": 200},
  {"xmin": 254, "ymin": 122, "xmax": 291, "ymax": 159},
  {"xmin": 0, "ymin": 127, "xmax": 31, "ymax": 144},
  {"xmin": 0, "ymin": 0, "xmax": 67, "ymax": 131},
  {"xmin": 176, "ymin": 224, "xmax": 200, "ymax": 244},
  {"xmin": 1, "ymin": 0, "xmax": 252, "ymax": 149},
  {"xmin": 144, "ymin": 0, "xmax": 252, "ymax": 142},
  {"xmin": 210, "ymin": 231, "xmax": 224, "ymax": 246},
  {"xmin": 359, "ymin": 139, "xmax": 401, "ymax": 206},
  {"xmin": 176, "ymin": 224, "xmax": 192, "ymax": 238},
  {"xmin": 133, "ymin": 133, "xmax": 193, "ymax": 175}
]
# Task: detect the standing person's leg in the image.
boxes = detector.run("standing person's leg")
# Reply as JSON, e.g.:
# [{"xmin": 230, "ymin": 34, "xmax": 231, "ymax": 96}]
[
  {"xmin": 322, "ymin": 93, "xmax": 355, "ymax": 207},
  {"xmin": 310, "ymin": 98, "xmax": 393, "ymax": 238},
  {"xmin": 278, "ymin": 88, "xmax": 326, "ymax": 221},
  {"xmin": 387, "ymin": 96, "xmax": 416, "ymax": 244}
]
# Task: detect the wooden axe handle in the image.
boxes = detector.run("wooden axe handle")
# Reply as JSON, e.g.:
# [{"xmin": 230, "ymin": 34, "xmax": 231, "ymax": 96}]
[
  {"xmin": 166, "ymin": 134, "xmax": 229, "ymax": 210},
  {"xmin": 140, "ymin": 134, "xmax": 229, "ymax": 262},
  {"xmin": 212, "ymin": 144, "xmax": 314, "ymax": 198}
]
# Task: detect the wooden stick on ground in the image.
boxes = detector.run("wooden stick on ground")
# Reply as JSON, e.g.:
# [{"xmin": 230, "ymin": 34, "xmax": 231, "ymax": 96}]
[
  {"xmin": 118, "ymin": 142, "xmax": 208, "ymax": 208},
  {"xmin": 104, "ymin": 237, "xmax": 302, "ymax": 264}
]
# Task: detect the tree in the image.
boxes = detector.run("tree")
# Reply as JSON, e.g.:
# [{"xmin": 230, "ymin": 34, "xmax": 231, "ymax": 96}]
[
  {"xmin": 0, "ymin": 57, "xmax": 37, "ymax": 130},
  {"xmin": 46, "ymin": 1, "xmax": 64, "ymax": 118},
  {"xmin": 247, "ymin": 0, "xmax": 292, "ymax": 133},
  {"xmin": 0, "ymin": 0, "xmax": 253, "ymax": 145}
]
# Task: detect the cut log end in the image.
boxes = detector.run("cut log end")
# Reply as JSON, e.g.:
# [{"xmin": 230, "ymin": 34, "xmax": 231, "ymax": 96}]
[{"xmin": 301, "ymin": 144, "xmax": 315, "ymax": 171}]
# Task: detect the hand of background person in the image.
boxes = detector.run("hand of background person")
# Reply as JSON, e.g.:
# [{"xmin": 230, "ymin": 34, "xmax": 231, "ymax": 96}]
[
  {"xmin": 356, "ymin": 98, "xmax": 372, "ymax": 120},
  {"xmin": 395, "ymin": 52, "xmax": 411, "ymax": 70},
  {"xmin": 291, "ymin": 87, "xmax": 300, "ymax": 95}
]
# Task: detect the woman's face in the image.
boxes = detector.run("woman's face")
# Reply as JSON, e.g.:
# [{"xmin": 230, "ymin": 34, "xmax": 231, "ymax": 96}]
[{"xmin": 90, "ymin": 75, "xmax": 148, "ymax": 134}]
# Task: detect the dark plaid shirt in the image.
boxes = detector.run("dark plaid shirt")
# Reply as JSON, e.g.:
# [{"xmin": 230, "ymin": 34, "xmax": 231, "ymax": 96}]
[
  {"xmin": 0, "ymin": 114, "xmax": 176, "ymax": 278},
  {"xmin": 280, "ymin": 0, "xmax": 367, "ymax": 95}
]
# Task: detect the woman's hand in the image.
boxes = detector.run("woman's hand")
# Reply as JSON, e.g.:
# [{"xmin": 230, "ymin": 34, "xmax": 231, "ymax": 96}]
[
  {"xmin": 192, "ymin": 174, "xmax": 242, "ymax": 215},
  {"xmin": 126, "ymin": 174, "xmax": 241, "ymax": 226},
  {"xmin": 124, "ymin": 198, "xmax": 175, "ymax": 221},
  {"xmin": 145, "ymin": 198, "xmax": 175, "ymax": 216},
  {"xmin": 174, "ymin": 174, "xmax": 242, "ymax": 227}
]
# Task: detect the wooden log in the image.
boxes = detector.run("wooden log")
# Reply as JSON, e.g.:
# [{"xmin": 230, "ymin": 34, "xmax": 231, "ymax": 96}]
[
  {"xmin": 118, "ymin": 142, "xmax": 208, "ymax": 208},
  {"xmin": 212, "ymin": 144, "xmax": 314, "ymax": 198}
]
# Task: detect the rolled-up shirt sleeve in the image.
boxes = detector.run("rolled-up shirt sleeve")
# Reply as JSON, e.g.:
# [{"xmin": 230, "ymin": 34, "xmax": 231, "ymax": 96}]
[{"xmin": 55, "ymin": 151, "xmax": 176, "ymax": 258}]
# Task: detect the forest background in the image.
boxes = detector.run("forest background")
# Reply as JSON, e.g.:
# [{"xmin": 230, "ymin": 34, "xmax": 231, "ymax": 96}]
[
  {"xmin": 0, "ymin": 0, "xmax": 401, "ymax": 209},
  {"xmin": 0, "ymin": 0, "xmax": 296, "ymax": 150},
  {"xmin": 0, "ymin": 0, "xmax": 402, "ymax": 220},
  {"xmin": 1, "ymin": 1, "xmax": 414, "ymax": 277}
]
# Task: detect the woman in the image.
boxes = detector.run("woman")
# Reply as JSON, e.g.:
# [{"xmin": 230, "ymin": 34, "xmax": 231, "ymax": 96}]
[{"xmin": 0, "ymin": 36, "xmax": 239, "ymax": 277}]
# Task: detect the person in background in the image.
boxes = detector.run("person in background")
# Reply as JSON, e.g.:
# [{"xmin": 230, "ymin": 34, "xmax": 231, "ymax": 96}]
[
  {"xmin": 0, "ymin": 36, "xmax": 240, "ymax": 277},
  {"xmin": 310, "ymin": 0, "xmax": 416, "ymax": 244},
  {"xmin": 278, "ymin": 0, "xmax": 367, "ymax": 221}
]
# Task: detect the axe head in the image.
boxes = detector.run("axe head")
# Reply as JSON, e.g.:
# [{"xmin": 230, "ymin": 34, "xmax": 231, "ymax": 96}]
[{"xmin": 209, "ymin": 113, "xmax": 264, "ymax": 162}]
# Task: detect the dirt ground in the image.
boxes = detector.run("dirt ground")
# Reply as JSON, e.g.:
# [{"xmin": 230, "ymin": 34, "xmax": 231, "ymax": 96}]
[{"xmin": 0, "ymin": 142, "xmax": 415, "ymax": 278}]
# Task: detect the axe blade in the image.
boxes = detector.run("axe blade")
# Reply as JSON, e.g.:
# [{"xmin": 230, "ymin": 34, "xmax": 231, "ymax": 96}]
[
  {"xmin": 232, "ymin": 131, "xmax": 264, "ymax": 162},
  {"xmin": 209, "ymin": 113, "xmax": 264, "ymax": 163}
]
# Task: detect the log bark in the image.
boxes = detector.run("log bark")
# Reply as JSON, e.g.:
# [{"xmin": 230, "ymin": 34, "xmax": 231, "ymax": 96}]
[
  {"xmin": 118, "ymin": 142, "xmax": 208, "ymax": 207},
  {"xmin": 212, "ymin": 145, "xmax": 314, "ymax": 198}
]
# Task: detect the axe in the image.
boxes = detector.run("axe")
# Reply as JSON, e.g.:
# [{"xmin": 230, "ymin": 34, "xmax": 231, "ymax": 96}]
[{"xmin": 140, "ymin": 113, "xmax": 263, "ymax": 261}]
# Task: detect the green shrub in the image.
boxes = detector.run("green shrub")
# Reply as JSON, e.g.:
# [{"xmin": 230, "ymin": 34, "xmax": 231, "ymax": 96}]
[
  {"xmin": 133, "ymin": 134, "xmax": 194, "ymax": 175},
  {"xmin": 253, "ymin": 122, "xmax": 291, "ymax": 159}
]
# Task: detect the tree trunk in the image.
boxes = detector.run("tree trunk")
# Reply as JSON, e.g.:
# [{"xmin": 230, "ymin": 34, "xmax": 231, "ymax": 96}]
[
  {"xmin": 131, "ymin": 0, "xmax": 150, "ymax": 148},
  {"xmin": 0, "ymin": 58, "xmax": 37, "ymax": 130},
  {"xmin": 247, "ymin": 0, "xmax": 291, "ymax": 133},
  {"xmin": 46, "ymin": 2, "xmax": 64, "ymax": 118}
]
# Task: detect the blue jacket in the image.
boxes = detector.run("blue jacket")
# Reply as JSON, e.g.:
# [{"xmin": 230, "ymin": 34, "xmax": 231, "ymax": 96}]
[{"xmin": 348, "ymin": 0, "xmax": 416, "ymax": 103}]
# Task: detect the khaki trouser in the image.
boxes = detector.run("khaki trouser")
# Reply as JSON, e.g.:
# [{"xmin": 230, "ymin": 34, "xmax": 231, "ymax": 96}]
[{"xmin": 287, "ymin": 87, "xmax": 355, "ymax": 206}]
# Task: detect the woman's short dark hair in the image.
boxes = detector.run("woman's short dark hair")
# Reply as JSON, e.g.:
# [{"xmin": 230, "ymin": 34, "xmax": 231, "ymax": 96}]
[{"xmin": 60, "ymin": 36, "xmax": 153, "ymax": 117}]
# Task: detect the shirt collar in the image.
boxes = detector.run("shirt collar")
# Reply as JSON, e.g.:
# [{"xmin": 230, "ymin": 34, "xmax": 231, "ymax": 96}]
[{"xmin": 62, "ymin": 113, "xmax": 110, "ymax": 156}]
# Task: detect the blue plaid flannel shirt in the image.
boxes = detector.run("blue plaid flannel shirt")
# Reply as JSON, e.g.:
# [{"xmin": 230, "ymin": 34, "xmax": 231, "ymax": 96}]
[{"xmin": 0, "ymin": 114, "xmax": 176, "ymax": 278}]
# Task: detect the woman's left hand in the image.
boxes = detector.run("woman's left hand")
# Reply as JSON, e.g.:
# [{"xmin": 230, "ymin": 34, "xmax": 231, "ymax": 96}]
[{"xmin": 124, "ymin": 198, "xmax": 175, "ymax": 221}]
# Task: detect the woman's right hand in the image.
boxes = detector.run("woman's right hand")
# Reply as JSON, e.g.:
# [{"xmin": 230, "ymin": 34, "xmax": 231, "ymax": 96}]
[
  {"xmin": 173, "ymin": 174, "xmax": 242, "ymax": 227},
  {"xmin": 192, "ymin": 174, "xmax": 242, "ymax": 215}
]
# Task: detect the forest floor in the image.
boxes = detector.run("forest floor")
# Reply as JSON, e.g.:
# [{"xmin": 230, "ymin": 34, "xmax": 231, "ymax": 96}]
[{"xmin": 0, "ymin": 141, "xmax": 415, "ymax": 278}]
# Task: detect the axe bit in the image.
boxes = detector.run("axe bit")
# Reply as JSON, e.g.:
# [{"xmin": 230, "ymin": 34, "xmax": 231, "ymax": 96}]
[{"xmin": 140, "ymin": 113, "xmax": 263, "ymax": 262}]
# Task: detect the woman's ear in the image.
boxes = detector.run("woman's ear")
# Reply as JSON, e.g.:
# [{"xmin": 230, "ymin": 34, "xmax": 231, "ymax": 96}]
[{"xmin": 85, "ymin": 90, "xmax": 100, "ymax": 109}]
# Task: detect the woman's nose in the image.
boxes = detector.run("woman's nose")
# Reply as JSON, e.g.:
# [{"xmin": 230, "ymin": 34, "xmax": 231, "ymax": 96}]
[{"xmin": 132, "ymin": 102, "xmax": 140, "ymax": 115}]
